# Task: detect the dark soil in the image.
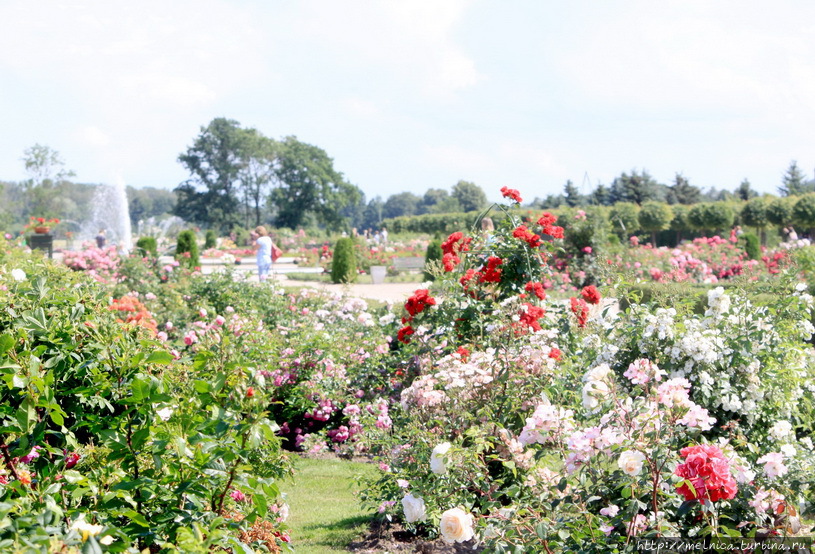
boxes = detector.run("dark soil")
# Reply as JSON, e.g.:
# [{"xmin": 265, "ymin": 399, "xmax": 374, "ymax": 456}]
[{"xmin": 348, "ymin": 519, "xmax": 484, "ymax": 553}]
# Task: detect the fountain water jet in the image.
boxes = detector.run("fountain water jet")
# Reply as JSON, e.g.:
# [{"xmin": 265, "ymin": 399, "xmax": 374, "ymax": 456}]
[{"xmin": 81, "ymin": 177, "xmax": 132, "ymax": 253}]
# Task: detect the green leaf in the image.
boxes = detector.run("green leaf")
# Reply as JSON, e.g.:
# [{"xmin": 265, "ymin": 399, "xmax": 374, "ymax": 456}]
[
  {"xmin": 0, "ymin": 335, "xmax": 14, "ymax": 356},
  {"xmin": 124, "ymin": 509, "xmax": 150, "ymax": 527},
  {"xmin": 49, "ymin": 409, "xmax": 64, "ymax": 426},
  {"xmin": 145, "ymin": 351, "xmax": 173, "ymax": 365}
]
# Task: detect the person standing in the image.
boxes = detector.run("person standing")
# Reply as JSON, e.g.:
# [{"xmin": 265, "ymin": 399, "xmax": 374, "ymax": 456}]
[
  {"xmin": 253, "ymin": 226, "xmax": 274, "ymax": 281},
  {"xmin": 95, "ymin": 229, "xmax": 106, "ymax": 248}
]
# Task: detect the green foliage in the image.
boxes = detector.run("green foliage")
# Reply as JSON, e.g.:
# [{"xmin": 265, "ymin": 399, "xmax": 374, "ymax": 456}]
[
  {"xmin": 383, "ymin": 211, "xmax": 479, "ymax": 234},
  {"xmin": 451, "ymin": 180, "xmax": 488, "ymax": 212},
  {"xmin": 0, "ymin": 251, "xmax": 290, "ymax": 551},
  {"xmin": 608, "ymin": 202, "xmax": 640, "ymax": 236},
  {"xmin": 688, "ymin": 202, "xmax": 734, "ymax": 232},
  {"xmin": 742, "ymin": 232, "xmax": 761, "ymax": 260},
  {"xmin": 767, "ymin": 196, "xmax": 795, "ymax": 227},
  {"xmin": 331, "ymin": 237, "xmax": 358, "ymax": 283},
  {"xmin": 176, "ymin": 229, "xmax": 200, "ymax": 269},
  {"xmin": 204, "ymin": 229, "xmax": 217, "ymax": 249},
  {"xmin": 741, "ymin": 196, "xmax": 769, "ymax": 229},
  {"xmin": 638, "ymin": 201, "xmax": 673, "ymax": 245},
  {"xmin": 793, "ymin": 193, "xmax": 815, "ymax": 232},
  {"xmin": 423, "ymin": 239, "xmax": 442, "ymax": 281},
  {"xmin": 135, "ymin": 236, "xmax": 158, "ymax": 257}
]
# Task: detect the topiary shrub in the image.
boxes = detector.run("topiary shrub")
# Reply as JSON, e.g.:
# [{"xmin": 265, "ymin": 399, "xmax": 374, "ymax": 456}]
[
  {"xmin": 742, "ymin": 232, "xmax": 761, "ymax": 260},
  {"xmin": 204, "ymin": 229, "xmax": 217, "ymax": 249},
  {"xmin": 175, "ymin": 230, "xmax": 200, "ymax": 269},
  {"xmin": 135, "ymin": 236, "xmax": 158, "ymax": 257},
  {"xmin": 331, "ymin": 237, "xmax": 357, "ymax": 283},
  {"xmin": 423, "ymin": 239, "xmax": 442, "ymax": 281}
]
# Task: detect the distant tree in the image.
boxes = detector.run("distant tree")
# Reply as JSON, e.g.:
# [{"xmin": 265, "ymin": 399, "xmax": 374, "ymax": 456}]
[
  {"xmin": 778, "ymin": 161, "xmax": 809, "ymax": 196},
  {"xmin": 451, "ymin": 180, "xmax": 487, "ymax": 212},
  {"xmin": 563, "ymin": 180, "xmax": 584, "ymax": 207},
  {"xmin": 239, "ymin": 129, "xmax": 278, "ymax": 228},
  {"xmin": 688, "ymin": 203, "xmax": 734, "ymax": 235},
  {"xmin": 418, "ymin": 188, "xmax": 449, "ymax": 214},
  {"xmin": 735, "ymin": 179, "xmax": 758, "ymax": 201},
  {"xmin": 590, "ymin": 184, "xmax": 612, "ymax": 206},
  {"xmin": 608, "ymin": 202, "xmax": 641, "ymax": 237},
  {"xmin": 609, "ymin": 170, "xmax": 662, "ymax": 205},
  {"xmin": 21, "ymin": 144, "xmax": 76, "ymax": 217},
  {"xmin": 175, "ymin": 118, "xmax": 250, "ymax": 231},
  {"xmin": 669, "ymin": 173, "xmax": 701, "ymax": 205},
  {"xmin": 22, "ymin": 144, "xmax": 75, "ymax": 188},
  {"xmin": 360, "ymin": 196, "xmax": 384, "ymax": 230},
  {"xmin": 538, "ymin": 194, "xmax": 565, "ymax": 209},
  {"xmin": 271, "ymin": 136, "xmax": 362, "ymax": 231},
  {"xmin": 382, "ymin": 192, "xmax": 421, "ymax": 219},
  {"xmin": 740, "ymin": 197, "xmax": 769, "ymax": 244},
  {"xmin": 638, "ymin": 201, "xmax": 673, "ymax": 246}
]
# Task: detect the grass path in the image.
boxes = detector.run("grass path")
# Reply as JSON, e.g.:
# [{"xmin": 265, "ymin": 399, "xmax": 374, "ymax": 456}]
[{"xmin": 281, "ymin": 457, "xmax": 377, "ymax": 553}]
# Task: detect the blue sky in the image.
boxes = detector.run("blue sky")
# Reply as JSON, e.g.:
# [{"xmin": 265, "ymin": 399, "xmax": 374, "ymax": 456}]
[{"xmin": 1, "ymin": 1, "xmax": 814, "ymax": 203}]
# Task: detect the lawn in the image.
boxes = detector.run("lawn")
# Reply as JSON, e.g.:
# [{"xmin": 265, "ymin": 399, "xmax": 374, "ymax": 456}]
[{"xmin": 282, "ymin": 456, "xmax": 378, "ymax": 553}]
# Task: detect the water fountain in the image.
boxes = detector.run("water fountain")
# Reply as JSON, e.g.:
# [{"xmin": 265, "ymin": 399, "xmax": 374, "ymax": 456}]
[{"xmin": 80, "ymin": 177, "xmax": 132, "ymax": 253}]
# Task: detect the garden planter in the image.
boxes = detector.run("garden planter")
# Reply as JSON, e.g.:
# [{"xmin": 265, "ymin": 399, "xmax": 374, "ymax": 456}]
[
  {"xmin": 34, "ymin": 226, "xmax": 50, "ymax": 234},
  {"xmin": 371, "ymin": 265, "xmax": 387, "ymax": 284}
]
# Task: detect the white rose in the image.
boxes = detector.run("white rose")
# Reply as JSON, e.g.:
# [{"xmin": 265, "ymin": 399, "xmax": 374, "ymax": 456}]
[
  {"xmin": 401, "ymin": 493, "xmax": 426, "ymax": 523},
  {"xmin": 617, "ymin": 450, "xmax": 646, "ymax": 477},
  {"xmin": 439, "ymin": 507, "xmax": 474, "ymax": 544},
  {"xmin": 11, "ymin": 269, "xmax": 26, "ymax": 282},
  {"xmin": 430, "ymin": 442, "xmax": 451, "ymax": 475}
]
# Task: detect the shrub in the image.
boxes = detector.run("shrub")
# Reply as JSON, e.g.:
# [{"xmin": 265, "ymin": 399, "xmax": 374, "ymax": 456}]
[
  {"xmin": 135, "ymin": 236, "xmax": 158, "ymax": 257},
  {"xmin": 423, "ymin": 239, "xmax": 442, "ymax": 281},
  {"xmin": 204, "ymin": 229, "xmax": 217, "ymax": 249},
  {"xmin": 743, "ymin": 232, "xmax": 761, "ymax": 260},
  {"xmin": 175, "ymin": 230, "xmax": 199, "ymax": 269},
  {"xmin": 331, "ymin": 237, "xmax": 357, "ymax": 283}
]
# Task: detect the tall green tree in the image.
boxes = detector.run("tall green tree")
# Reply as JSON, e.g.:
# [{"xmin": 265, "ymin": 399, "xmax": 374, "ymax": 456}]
[
  {"xmin": 271, "ymin": 136, "xmax": 362, "ymax": 231},
  {"xmin": 451, "ymin": 180, "xmax": 487, "ymax": 212},
  {"xmin": 778, "ymin": 161, "xmax": 809, "ymax": 196},
  {"xmin": 609, "ymin": 170, "xmax": 662, "ymax": 205},
  {"xmin": 563, "ymin": 180, "xmax": 584, "ymax": 207},
  {"xmin": 21, "ymin": 144, "xmax": 76, "ymax": 217},
  {"xmin": 668, "ymin": 173, "xmax": 701, "ymax": 205},
  {"xmin": 238, "ymin": 129, "xmax": 278, "ymax": 228},
  {"xmin": 383, "ymin": 192, "xmax": 421, "ymax": 219},
  {"xmin": 175, "ymin": 118, "xmax": 251, "ymax": 231},
  {"xmin": 735, "ymin": 179, "xmax": 758, "ymax": 201},
  {"xmin": 590, "ymin": 184, "xmax": 612, "ymax": 206}
]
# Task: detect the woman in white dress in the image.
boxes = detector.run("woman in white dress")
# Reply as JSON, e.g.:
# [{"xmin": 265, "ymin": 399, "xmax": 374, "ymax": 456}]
[{"xmin": 253, "ymin": 226, "xmax": 273, "ymax": 281}]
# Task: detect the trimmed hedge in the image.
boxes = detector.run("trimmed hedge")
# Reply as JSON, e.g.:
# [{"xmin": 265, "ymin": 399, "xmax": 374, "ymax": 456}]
[
  {"xmin": 175, "ymin": 230, "xmax": 199, "ymax": 269},
  {"xmin": 331, "ymin": 237, "xmax": 357, "ymax": 283}
]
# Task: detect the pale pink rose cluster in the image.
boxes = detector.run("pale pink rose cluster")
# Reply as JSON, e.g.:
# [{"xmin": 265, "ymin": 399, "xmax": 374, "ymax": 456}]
[
  {"xmin": 623, "ymin": 359, "xmax": 666, "ymax": 385},
  {"xmin": 518, "ymin": 403, "xmax": 575, "ymax": 446}
]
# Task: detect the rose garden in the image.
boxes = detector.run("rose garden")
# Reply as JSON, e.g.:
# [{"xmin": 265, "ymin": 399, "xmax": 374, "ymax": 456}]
[{"xmin": 2, "ymin": 185, "xmax": 815, "ymax": 552}]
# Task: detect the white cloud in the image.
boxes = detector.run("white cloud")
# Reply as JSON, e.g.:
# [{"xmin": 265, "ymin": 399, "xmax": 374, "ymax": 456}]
[{"xmin": 75, "ymin": 126, "xmax": 110, "ymax": 147}]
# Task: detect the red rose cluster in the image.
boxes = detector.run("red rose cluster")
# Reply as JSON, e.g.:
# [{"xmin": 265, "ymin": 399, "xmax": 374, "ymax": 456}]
[
  {"xmin": 512, "ymin": 225, "xmax": 542, "ymax": 248},
  {"xmin": 398, "ymin": 289, "xmax": 437, "ymax": 344},
  {"xmin": 500, "ymin": 186, "xmax": 523, "ymax": 203},
  {"xmin": 525, "ymin": 281, "xmax": 547, "ymax": 301},
  {"xmin": 517, "ymin": 303, "xmax": 546, "ymax": 332},
  {"xmin": 441, "ymin": 232, "xmax": 472, "ymax": 272},
  {"xmin": 537, "ymin": 213, "xmax": 564, "ymax": 240},
  {"xmin": 675, "ymin": 444, "xmax": 738, "ymax": 503},
  {"xmin": 580, "ymin": 285, "xmax": 601, "ymax": 305}
]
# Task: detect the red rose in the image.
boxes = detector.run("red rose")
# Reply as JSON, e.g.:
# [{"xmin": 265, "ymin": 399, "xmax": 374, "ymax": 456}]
[
  {"xmin": 675, "ymin": 445, "xmax": 737, "ymax": 503},
  {"xmin": 397, "ymin": 325, "xmax": 414, "ymax": 344},
  {"xmin": 478, "ymin": 256, "xmax": 503, "ymax": 283},
  {"xmin": 548, "ymin": 347, "xmax": 562, "ymax": 361},
  {"xmin": 525, "ymin": 281, "xmax": 546, "ymax": 301},
  {"xmin": 500, "ymin": 186, "xmax": 523, "ymax": 203},
  {"xmin": 581, "ymin": 285, "xmax": 601, "ymax": 305},
  {"xmin": 246, "ymin": 387, "xmax": 255, "ymax": 398}
]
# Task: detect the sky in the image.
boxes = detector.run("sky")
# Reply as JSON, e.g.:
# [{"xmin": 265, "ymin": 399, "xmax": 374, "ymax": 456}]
[{"xmin": 1, "ymin": 1, "xmax": 814, "ymax": 203}]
